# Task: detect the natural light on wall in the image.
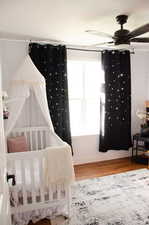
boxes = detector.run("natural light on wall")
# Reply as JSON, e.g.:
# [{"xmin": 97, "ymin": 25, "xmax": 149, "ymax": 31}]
[{"xmin": 67, "ymin": 50, "xmax": 104, "ymax": 136}]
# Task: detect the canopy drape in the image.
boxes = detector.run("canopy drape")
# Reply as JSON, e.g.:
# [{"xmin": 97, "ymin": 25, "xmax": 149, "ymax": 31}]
[{"xmin": 5, "ymin": 55, "xmax": 54, "ymax": 136}]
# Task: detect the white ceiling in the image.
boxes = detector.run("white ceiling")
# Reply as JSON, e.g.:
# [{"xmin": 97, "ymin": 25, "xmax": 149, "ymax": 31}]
[{"xmin": 1, "ymin": 0, "xmax": 149, "ymax": 48}]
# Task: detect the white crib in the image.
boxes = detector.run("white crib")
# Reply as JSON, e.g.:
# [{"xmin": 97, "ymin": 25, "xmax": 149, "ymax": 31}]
[{"xmin": 7, "ymin": 126, "xmax": 72, "ymax": 224}]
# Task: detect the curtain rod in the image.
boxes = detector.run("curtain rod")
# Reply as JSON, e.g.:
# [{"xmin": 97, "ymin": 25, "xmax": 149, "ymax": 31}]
[
  {"xmin": 0, "ymin": 37, "xmax": 61, "ymax": 45},
  {"xmin": 0, "ymin": 37, "xmax": 100, "ymax": 51},
  {"xmin": 67, "ymin": 47, "xmax": 135, "ymax": 54},
  {"xmin": 67, "ymin": 47, "xmax": 101, "ymax": 52},
  {"xmin": 0, "ymin": 37, "xmax": 134, "ymax": 54}
]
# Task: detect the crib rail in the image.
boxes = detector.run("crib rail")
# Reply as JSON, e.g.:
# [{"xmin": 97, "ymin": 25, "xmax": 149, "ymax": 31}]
[
  {"xmin": 9, "ymin": 126, "xmax": 50, "ymax": 150},
  {"xmin": 8, "ymin": 126, "xmax": 64, "ymax": 151},
  {"xmin": 7, "ymin": 126, "xmax": 71, "ymax": 217},
  {"xmin": 7, "ymin": 150, "xmax": 71, "ymax": 214}
]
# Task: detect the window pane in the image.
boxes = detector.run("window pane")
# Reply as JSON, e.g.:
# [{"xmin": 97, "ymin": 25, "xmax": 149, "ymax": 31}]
[
  {"xmin": 85, "ymin": 100, "xmax": 100, "ymax": 135},
  {"xmin": 67, "ymin": 59, "xmax": 103, "ymax": 136},
  {"xmin": 67, "ymin": 61, "xmax": 83, "ymax": 99},
  {"xmin": 85, "ymin": 62, "xmax": 104, "ymax": 99},
  {"xmin": 69, "ymin": 100, "xmax": 82, "ymax": 135}
]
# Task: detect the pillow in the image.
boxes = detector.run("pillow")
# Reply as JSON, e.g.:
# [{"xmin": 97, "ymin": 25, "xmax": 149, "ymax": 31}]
[{"xmin": 7, "ymin": 136, "xmax": 28, "ymax": 153}]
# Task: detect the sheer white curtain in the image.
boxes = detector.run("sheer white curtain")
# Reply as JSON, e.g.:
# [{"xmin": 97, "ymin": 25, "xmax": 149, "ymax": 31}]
[
  {"xmin": 5, "ymin": 82, "xmax": 29, "ymax": 136},
  {"xmin": 33, "ymin": 83, "xmax": 54, "ymax": 130},
  {"xmin": 5, "ymin": 55, "xmax": 54, "ymax": 136}
]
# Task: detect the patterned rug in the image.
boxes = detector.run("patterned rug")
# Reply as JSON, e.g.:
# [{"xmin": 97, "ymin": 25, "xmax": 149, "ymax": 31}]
[{"xmin": 70, "ymin": 169, "xmax": 149, "ymax": 225}]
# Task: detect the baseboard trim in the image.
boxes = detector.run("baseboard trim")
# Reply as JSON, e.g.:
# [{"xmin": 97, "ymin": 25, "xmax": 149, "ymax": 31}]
[
  {"xmin": 74, "ymin": 156, "xmax": 131, "ymax": 167},
  {"xmin": 73, "ymin": 151, "xmax": 131, "ymax": 165}
]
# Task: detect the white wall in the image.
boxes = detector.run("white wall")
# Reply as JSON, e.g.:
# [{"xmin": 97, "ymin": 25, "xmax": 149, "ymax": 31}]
[
  {"xmin": 1, "ymin": 40, "xmax": 149, "ymax": 165},
  {"xmin": 131, "ymin": 51, "xmax": 149, "ymax": 134},
  {"xmin": 1, "ymin": 40, "xmax": 28, "ymax": 90}
]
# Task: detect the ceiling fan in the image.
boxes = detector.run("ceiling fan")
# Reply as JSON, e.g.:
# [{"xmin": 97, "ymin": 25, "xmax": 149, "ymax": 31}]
[{"xmin": 86, "ymin": 15, "xmax": 149, "ymax": 49}]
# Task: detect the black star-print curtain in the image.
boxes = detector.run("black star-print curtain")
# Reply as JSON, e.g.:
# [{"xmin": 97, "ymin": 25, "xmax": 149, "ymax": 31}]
[
  {"xmin": 29, "ymin": 43, "xmax": 72, "ymax": 147},
  {"xmin": 99, "ymin": 50, "xmax": 132, "ymax": 152}
]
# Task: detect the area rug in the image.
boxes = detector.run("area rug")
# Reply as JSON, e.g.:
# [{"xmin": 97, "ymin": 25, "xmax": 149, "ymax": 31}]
[{"xmin": 70, "ymin": 169, "xmax": 149, "ymax": 225}]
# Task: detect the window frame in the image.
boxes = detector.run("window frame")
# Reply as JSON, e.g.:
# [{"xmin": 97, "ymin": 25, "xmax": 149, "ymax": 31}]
[{"xmin": 67, "ymin": 55, "xmax": 103, "ymax": 137}]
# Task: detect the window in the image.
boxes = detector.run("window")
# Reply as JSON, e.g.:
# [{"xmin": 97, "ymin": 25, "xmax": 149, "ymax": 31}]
[{"xmin": 67, "ymin": 58, "xmax": 104, "ymax": 136}]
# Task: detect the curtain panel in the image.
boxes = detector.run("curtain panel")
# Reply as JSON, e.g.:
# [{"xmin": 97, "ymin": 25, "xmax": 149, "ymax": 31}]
[
  {"xmin": 99, "ymin": 50, "xmax": 132, "ymax": 152},
  {"xmin": 29, "ymin": 43, "xmax": 72, "ymax": 147}
]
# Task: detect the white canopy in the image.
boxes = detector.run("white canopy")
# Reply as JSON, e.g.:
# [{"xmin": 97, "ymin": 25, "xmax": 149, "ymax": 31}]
[{"xmin": 5, "ymin": 55, "xmax": 54, "ymax": 136}]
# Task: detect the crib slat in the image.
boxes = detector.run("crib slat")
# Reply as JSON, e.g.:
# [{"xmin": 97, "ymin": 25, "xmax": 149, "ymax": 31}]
[
  {"xmin": 38, "ymin": 158, "xmax": 45, "ymax": 202},
  {"xmin": 45, "ymin": 131, "xmax": 47, "ymax": 147},
  {"xmin": 18, "ymin": 131, "xmax": 22, "ymax": 136},
  {"xmin": 12, "ymin": 186, "xmax": 19, "ymax": 210},
  {"xmin": 11, "ymin": 157, "xmax": 16, "ymax": 175},
  {"xmin": 35, "ymin": 131, "xmax": 38, "ymax": 150},
  {"xmin": 24, "ymin": 131, "xmax": 28, "ymax": 151},
  {"xmin": 21, "ymin": 159, "xmax": 27, "ymax": 206},
  {"xmin": 29, "ymin": 160, "xmax": 36, "ymax": 204},
  {"xmin": 40, "ymin": 130, "xmax": 44, "ymax": 149},
  {"xmin": 24, "ymin": 131, "xmax": 27, "ymax": 141},
  {"xmin": 10, "ymin": 159, "xmax": 19, "ymax": 209},
  {"xmin": 48, "ymin": 185, "xmax": 53, "ymax": 201},
  {"xmin": 30, "ymin": 130, "xmax": 33, "ymax": 151},
  {"xmin": 12, "ymin": 132, "xmax": 16, "ymax": 138},
  {"xmin": 57, "ymin": 184, "xmax": 61, "ymax": 200}
]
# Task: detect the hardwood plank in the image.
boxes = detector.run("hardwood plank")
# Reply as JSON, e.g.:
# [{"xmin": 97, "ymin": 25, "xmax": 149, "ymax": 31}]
[{"xmin": 74, "ymin": 157, "xmax": 147, "ymax": 180}]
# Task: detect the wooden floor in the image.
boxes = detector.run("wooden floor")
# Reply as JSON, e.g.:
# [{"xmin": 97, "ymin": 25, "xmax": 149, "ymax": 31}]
[
  {"xmin": 29, "ymin": 157, "xmax": 148, "ymax": 225},
  {"xmin": 74, "ymin": 157, "xmax": 147, "ymax": 181}
]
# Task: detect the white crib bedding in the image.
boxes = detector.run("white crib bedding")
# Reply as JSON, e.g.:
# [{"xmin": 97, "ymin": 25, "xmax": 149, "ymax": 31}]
[
  {"xmin": 7, "ymin": 145, "xmax": 73, "ymax": 225},
  {"xmin": 8, "ymin": 164, "xmax": 67, "ymax": 225},
  {"xmin": 10, "ymin": 184, "xmax": 66, "ymax": 207},
  {"xmin": 10, "ymin": 185, "xmax": 67, "ymax": 225},
  {"xmin": 11, "ymin": 205, "xmax": 67, "ymax": 225},
  {"xmin": 10, "ymin": 181, "xmax": 67, "ymax": 225}
]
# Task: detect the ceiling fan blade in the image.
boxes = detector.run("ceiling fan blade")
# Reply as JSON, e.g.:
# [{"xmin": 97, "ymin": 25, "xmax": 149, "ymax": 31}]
[
  {"xmin": 128, "ymin": 24, "xmax": 149, "ymax": 39},
  {"xmin": 93, "ymin": 41, "xmax": 114, "ymax": 47},
  {"xmin": 86, "ymin": 30, "xmax": 113, "ymax": 39},
  {"xmin": 131, "ymin": 37, "xmax": 149, "ymax": 43},
  {"xmin": 95, "ymin": 42, "xmax": 133, "ymax": 51}
]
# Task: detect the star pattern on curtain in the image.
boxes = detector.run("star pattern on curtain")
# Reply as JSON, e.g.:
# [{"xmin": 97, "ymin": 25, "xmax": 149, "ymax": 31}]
[
  {"xmin": 29, "ymin": 43, "xmax": 72, "ymax": 147},
  {"xmin": 100, "ymin": 50, "xmax": 131, "ymax": 152}
]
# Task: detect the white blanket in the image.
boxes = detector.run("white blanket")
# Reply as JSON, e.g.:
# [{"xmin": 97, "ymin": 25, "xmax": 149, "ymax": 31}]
[{"xmin": 43, "ymin": 143, "xmax": 75, "ymax": 186}]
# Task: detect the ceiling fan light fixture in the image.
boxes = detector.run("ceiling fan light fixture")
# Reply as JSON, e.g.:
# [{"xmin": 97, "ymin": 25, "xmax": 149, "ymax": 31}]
[{"xmin": 116, "ymin": 43, "xmax": 130, "ymax": 49}]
